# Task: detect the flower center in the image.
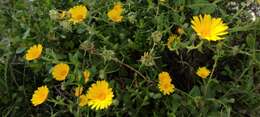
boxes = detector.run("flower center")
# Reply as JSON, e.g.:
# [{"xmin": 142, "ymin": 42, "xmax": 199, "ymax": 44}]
[
  {"xmin": 76, "ymin": 15, "xmax": 83, "ymax": 20},
  {"xmin": 163, "ymin": 83, "xmax": 170, "ymax": 89},
  {"xmin": 202, "ymin": 28, "xmax": 211, "ymax": 37},
  {"xmin": 96, "ymin": 92, "xmax": 106, "ymax": 100},
  {"xmin": 60, "ymin": 70, "xmax": 67, "ymax": 76}
]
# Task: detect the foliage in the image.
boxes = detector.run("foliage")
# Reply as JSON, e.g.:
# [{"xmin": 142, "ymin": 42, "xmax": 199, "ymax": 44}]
[{"xmin": 0, "ymin": 0, "xmax": 260, "ymax": 116}]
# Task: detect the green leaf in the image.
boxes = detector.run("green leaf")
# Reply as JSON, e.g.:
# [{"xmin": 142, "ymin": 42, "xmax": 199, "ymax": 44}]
[{"xmin": 189, "ymin": 86, "xmax": 201, "ymax": 96}]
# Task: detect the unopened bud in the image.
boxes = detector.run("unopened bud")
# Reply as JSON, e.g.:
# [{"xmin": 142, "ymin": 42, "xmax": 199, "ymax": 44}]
[{"xmin": 151, "ymin": 31, "xmax": 162, "ymax": 43}]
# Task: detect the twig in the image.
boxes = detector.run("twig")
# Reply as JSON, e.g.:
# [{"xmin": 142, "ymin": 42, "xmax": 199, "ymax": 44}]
[{"xmin": 112, "ymin": 58, "xmax": 148, "ymax": 81}]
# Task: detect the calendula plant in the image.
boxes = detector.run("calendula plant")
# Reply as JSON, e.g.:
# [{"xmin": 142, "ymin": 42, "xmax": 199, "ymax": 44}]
[{"xmin": 0, "ymin": 0, "xmax": 260, "ymax": 116}]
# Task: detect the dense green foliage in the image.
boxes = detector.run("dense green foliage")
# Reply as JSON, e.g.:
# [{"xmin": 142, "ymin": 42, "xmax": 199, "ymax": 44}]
[{"xmin": 0, "ymin": 0, "xmax": 260, "ymax": 116}]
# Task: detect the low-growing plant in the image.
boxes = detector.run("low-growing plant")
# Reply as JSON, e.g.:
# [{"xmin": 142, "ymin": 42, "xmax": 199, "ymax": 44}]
[{"xmin": 0, "ymin": 0, "xmax": 260, "ymax": 116}]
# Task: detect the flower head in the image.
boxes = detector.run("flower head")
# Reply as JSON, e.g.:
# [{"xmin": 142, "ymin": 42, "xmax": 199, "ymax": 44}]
[
  {"xmin": 196, "ymin": 67, "xmax": 210, "ymax": 79},
  {"xmin": 140, "ymin": 52, "xmax": 156, "ymax": 66},
  {"xmin": 25, "ymin": 44, "xmax": 43, "ymax": 61},
  {"xmin": 167, "ymin": 34, "xmax": 180, "ymax": 51},
  {"xmin": 79, "ymin": 94, "xmax": 88, "ymax": 107},
  {"xmin": 191, "ymin": 14, "xmax": 228, "ymax": 41},
  {"xmin": 52, "ymin": 63, "xmax": 70, "ymax": 81},
  {"xmin": 83, "ymin": 70, "xmax": 91, "ymax": 83},
  {"xmin": 86, "ymin": 80, "xmax": 114, "ymax": 110},
  {"xmin": 107, "ymin": 2, "xmax": 123, "ymax": 22},
  {"xmin": 158, "ymin": 72, "xmax": 175, "ymax": 95},
  {"xmin": 31, "ymin": 85, "xmax": 49, "ymax": 106},
  {"xmin": 75, "ymin": 86, "xmax": 83, "ymax": 97},
  {"xmin": 68, "ymin": 5, "xmax": 88, "ymax": 24}
]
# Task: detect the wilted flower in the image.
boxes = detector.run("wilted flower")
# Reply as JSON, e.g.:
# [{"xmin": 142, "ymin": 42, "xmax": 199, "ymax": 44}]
[
  {"xmin": 101, "ymin": 49, "xmax": 115, "ymax": 61},
  {"xmin": 49, "ymin": 10, "xmax": 59, "ymax": 20},
  {"xmin": 140, "ymin": 52, "xmax": 156, "ymax": 66},
  {"xmin": 151, "ymin": 31, "xmax": 162, "ymax": 43},
  {"xmin": 79, "ymin": 40, "xmax": 95, "ymax": 53},
  {"xmin": 60, "ymin": 20, "xmax": 72, "ymax": 31},
  {"xmin": 127, "ymin": 12, "xmax": 137, "ymax": 24}
]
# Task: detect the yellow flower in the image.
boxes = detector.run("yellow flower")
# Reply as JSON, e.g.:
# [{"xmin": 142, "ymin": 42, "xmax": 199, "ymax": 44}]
[
  {"xmin": 159, "ymin": 72, "xmax": 172, "ymax": 83},
  {"xmin": 86, "ymin": 80, "xmax": 114, "ymax": 110},
  {"xmin": 191, "ymin": 14, "xmax": 228, "ymax": 41},
  {"xmin": 107, "ymin": 2, "xmax": 123, "ymax": 22},
  {"xmin": 158, "ymin": 72, "xmax": 175, "ymax": 95},
  {"xmin": 52, "ymin": 63, "xmax": 70, "ymax": 81},
  {"xmin": 196, "ymin": 67, "xmax": 210, "ymax": 79},
  {"xmin": 31, "ymin": 85, "xmax": 49, "ymax": 106},
  {"xmin": 79, "ymin": 94, "xmax": 88, "ymax": 107},
  {"xmin": 75, "ymin": 86, "xmax": 83, "ymax": 97},
  {"xmin": 25, "ymin": 44, "xmax": 43, "ymax": 61},
  {"xmin": 68, "ymin": 5, "xmax": 88, "ymax": 24},
  {"xmin": 167, "ymin": 34, "xmax": 179, "ymax": 51},
  {"xmin": 83, "ymin": 70, "xmax": 91, "ymax": 83}
]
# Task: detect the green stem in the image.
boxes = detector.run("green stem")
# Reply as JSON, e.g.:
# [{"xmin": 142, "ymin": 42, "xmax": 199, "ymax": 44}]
[{"xmin": 187, "ymin": 41, "xmax": 203, "ymax": 52}]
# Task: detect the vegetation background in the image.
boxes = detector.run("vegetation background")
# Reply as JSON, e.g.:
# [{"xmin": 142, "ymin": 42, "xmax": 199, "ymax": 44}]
[{"xmin": 0, "ymin": 0, "xmax": 260, "ymax": 116}]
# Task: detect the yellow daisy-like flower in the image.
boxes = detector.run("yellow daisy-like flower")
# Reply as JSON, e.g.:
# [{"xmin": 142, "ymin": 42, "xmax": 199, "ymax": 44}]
[
  {"xmin": 25, "ymin": 44, "xmax": 43, "ymax": 61},
  {"xmin": 196, "ymin": 66, "xmax": 211, "ymax": 79},
  {"xmin": 158, "ymin": 72, "xmax": 175, "ymax": 95},
  {"xmin": 191, "ymin": 14, "xmax": 228, "ymax": 41},
  {"xmin": 31, "ymin": 85, "xmax": 49, "ymax": 106},
  {"xmin": 52, "ymin": 63, "xmax": 70, "ymax": 81},
  {"xmin": 83, "ymin": 70, "xmax": 91, "ymax": 83},
  {"xmin": 75, "ymin": 86, "xmax": 83, "ymax": 97},
  {"xmin": 107, "ymin": 2, "xmax": 123, "ymax": 22},
  {"xmin": 79, "ymin": 94, "xmax": 88, "ymax": 107},
  {"xmin": 68, "ymin": 5, "xmax": 88, "ymax": 24},
  {"xmin": 86, "ymin": 80, "xmax": 114, "ymax": 110}
]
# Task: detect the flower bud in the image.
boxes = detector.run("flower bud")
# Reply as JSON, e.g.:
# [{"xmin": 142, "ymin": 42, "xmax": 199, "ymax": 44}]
[{"xmin": 151, "ymin": 31, "xmax": 162, "ymax": 43}]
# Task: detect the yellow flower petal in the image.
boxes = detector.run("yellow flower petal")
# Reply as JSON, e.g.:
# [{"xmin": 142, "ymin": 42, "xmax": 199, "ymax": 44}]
[
  {"xmin": 25, "ymin": 44, "xmax": 43, "ymax": 61},
  {"xmin": 68, "ymin": 5, "xmax": 88, "ymax": 24},
  {"xmin": 107, "ymin": 2, "xmax": 123, "ymax": 22},
  {"xmin": 52, "ymin": 63, "xmax": 70, "ymax": 81},
  {"xmin": 79, "ymin": 94, "xmax": 88, "ymax": 107},
  {"xmin": 75, "ymin": 86, "xmax": 83, "ymax": 97},
  {"xmin": 86, "ymin": 80, "xmax": 114, "ymax": 110},
  {"xmin": 158, "ymin": 72, "xmax": 175, "ymax": 95},
  {"xmin": 31, "ymin": 85, "xmax": 49, "ymax": 106},
  {"xmin": 83, "ymin": 70, "xmax": 91, "ymax": 83},
  {"xmin": 191, "ymin": 14, "xmax": 228, "ymax": 41},
  {"xmin": 196, "ymin": 66, "xmax": 211, "ymax": 79}
]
